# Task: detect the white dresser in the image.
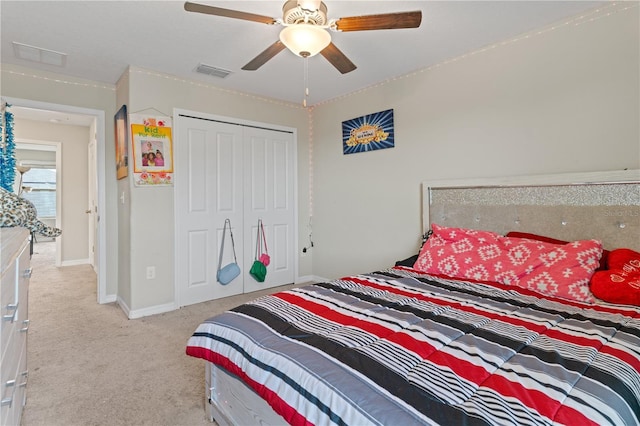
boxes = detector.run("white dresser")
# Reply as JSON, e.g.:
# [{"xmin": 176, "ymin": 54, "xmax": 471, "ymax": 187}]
[{"xmin": 0, "ymin": 228, "xmax": 31, "ymax": 426}]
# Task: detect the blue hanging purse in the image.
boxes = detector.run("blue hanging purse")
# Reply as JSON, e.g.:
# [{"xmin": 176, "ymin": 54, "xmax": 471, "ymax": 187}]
[{"xmin": 217, "ymin": 219, "xmax": 240, "ymax": 285}]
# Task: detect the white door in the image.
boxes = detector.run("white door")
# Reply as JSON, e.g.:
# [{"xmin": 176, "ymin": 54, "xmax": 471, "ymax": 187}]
[
  {"xmin": 176, "ymin": 117, "xmax": 244, "ymax": 306},
  {"xmin": 88, "ymin": 138, "xmax": 97, "ymax": 272},
  {"xmin": 175, "ymin": 114, "xmax": 296, "ymax": 307},
  {"xmin": 243, "ymin": 127, "xmax": 296, "ymax": 293}
]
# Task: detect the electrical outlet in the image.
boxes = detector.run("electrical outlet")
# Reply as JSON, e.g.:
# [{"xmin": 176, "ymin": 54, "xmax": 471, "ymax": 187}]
[{"xmin": 146, "ymin": 266, "xmax": 156, "ymax": 279}]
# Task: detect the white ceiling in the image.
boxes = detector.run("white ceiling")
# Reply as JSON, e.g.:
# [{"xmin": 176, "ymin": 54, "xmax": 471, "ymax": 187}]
[
  {"xmin": 2, "ymin": 1, "xmax": 608, "ymax": 108},
  {"xmin": 7, "ymin": 105, "xmax": 96, "ymax": 127}
]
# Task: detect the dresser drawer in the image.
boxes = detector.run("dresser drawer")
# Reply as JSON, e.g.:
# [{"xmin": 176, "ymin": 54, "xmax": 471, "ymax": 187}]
[
  {"xmin": 0, "ymin": 228, "xmax": 30, "ymax": 426},
  {"xmin": 1, "ymin": 240, "xmax": 29, "ymax": 358},
  {"xmin": 16, "ymin": 244, "xmax": 31, "ymax": 334},
  {"xmin": 0, "ymin": 335, "xmax": 21, "ymax": 422},
  {"xmin": 1, "ymin": 260, "xmax": 18, "ymax": 356},
  {"xmin": 0, "ymin": 337, "xmax": 27, "ymax": 426}
]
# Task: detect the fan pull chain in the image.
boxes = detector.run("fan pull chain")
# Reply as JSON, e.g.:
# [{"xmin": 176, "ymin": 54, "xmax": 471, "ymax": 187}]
[{"xmin": 303, "ymin": 55, "xmax": 309, "ymax": 108}]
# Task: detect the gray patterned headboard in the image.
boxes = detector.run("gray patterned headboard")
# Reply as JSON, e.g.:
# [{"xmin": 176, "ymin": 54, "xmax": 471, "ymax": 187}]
[{"xmin": 422, "ymin": 170, "xmax": 640, "ymax": 252}]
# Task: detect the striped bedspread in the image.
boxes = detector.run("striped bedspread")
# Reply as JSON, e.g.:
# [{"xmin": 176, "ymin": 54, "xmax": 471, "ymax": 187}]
[{"xmin": 186, "ymin": 267, "xmax": 640, "ymax": 426}]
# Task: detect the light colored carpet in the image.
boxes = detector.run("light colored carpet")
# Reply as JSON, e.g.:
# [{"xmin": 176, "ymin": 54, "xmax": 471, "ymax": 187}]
[{"xmin": 22, "ymin": 241, "xmax": 299, "ymax": 426}]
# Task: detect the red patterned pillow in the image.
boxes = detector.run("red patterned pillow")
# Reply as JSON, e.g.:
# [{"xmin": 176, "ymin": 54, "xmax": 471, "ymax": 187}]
[
  {"xmin": 505, "ymin": 231, "xmax": 609, "ymax": 271},
  {"xmin": 414, "ymin": 224, "xmax": 603, "ymax": 303}
]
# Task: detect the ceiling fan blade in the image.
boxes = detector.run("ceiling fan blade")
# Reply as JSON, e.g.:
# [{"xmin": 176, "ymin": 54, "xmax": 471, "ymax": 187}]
[
  {"xmin": 334, "ymin": 11, "xmax": 422, "ymax": 32},
  {"xmin": 320, "ymin": 43, "xmax": 357, "ymax": 74},
  {"xmin": 184, "ymin": 2, "xmax": 277, "ymax": 25},
  {"xmin": 242, "ymin": 41, "xmax": 287, "ymax": 71}
]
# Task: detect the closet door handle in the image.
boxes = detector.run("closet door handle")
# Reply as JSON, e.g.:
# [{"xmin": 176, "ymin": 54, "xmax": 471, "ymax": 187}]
[
  {"xmin": 3, "ymin": 303, "xmax": 18, "ymax": 322},
  {"xmin": 18, "ymin": 371, "xmax": 28, "ymax": 388},
  {"xmin": 1, "ymin": 380, "xmax": 16, "ymax": 408},
  {"xmin": 22, "ymin": 267, "xmax": 32, "ymax": 278},
  {"xmin": 20, "ymin": 319, "xmax": 30, "ymax": 333}
]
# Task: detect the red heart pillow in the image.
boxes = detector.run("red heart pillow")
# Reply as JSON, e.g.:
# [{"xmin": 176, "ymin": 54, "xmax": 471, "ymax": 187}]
[
  {"xmin": 607, "ymin": 248, "xmax": 640, "ymax": 273},
  {"xmin": 590, "ymin": 269, "xmax": 640, "ymax": 305}
]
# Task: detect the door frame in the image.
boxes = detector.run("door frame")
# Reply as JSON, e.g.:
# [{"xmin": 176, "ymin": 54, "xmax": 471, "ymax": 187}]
[
  {"xmin": 4, "ymin": 97, "xmax": 107, "ymax": 303},
  {"xmin": 88, "ymin": 137, "xmax": 97, "ymax": 271},
  {"xmin": 173, "ymin": 108, "xmax": 299, "ymax": 307}
]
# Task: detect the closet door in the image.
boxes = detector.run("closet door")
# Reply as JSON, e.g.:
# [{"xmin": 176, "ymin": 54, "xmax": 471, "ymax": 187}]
[
  {"xmin": 243, "ymin": 127, "xmax": 296, "ymax": 293},
  {"xmin": 176, "ymin": 116, "xmax": 244, "ymax": 306},
  {"xmin": 176, "ymin": 113, "xmax": 297, "ymax": 307}
]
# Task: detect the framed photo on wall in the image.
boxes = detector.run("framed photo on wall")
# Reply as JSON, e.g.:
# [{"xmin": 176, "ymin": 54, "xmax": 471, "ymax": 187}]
[{"xmin": 114, "ymin": 105, "xmax": 128, "ymax": 179}]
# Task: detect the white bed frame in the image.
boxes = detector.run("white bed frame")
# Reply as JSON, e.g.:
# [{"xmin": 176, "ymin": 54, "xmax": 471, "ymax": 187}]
[
  {"xmin": 204, "ymin": 363, "xmax": 287, "ymax": 425},
  {"xmin": 202, "ymin": 169, "xmax": 640, "ymax": 425}
]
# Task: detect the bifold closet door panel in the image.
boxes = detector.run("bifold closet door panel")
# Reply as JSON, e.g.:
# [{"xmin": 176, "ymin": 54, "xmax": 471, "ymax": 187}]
[
  {"xmin": 243, "ymin": 127, "xmax": 296, "ymax": 293},
  {"xmin": 176, "ymin": 117, "xmax": 244, "ymax": 306}
]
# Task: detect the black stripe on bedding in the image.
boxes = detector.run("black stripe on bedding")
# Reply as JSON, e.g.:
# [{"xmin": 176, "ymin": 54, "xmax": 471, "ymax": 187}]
[
  {"xmin": 233, "ymin": 304, "xmax": 492, "ymax": 426},
  {"xmin": 192, "ymin": 330, "xmax": 349, "ymax": 426}
]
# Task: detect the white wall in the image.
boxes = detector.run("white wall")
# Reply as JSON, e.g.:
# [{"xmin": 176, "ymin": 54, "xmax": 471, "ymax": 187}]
[
  {"xmin": 122, "ymin": 67, "xmax": 310, "ymax": 315},
  {"xmin": 310, "ymin": 3, "xmax": 640, "ymax": 280},
  {"xmin": 3, "ymin": 3, "xmax": 638, "ymax": 314},
  {"xmin": 1, "ymin": 64, "xmax": 119, "ymax": 297},
  {"xmin": 115, "ymin": 72, "xmax": 132, "ymax": 309}
]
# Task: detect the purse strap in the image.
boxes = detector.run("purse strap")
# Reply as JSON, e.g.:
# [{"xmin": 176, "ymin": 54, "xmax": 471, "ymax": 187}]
[
  {"xmin": 260, "ymin": 220, "xmax": 269, "ymax": 255},
  {"xmin": 218, "ymin": 219, "xmax": 237, "ymax": 272},
  {"xmin": 254, "ymin": 219, "xmax": 262, "ymax": 260}
]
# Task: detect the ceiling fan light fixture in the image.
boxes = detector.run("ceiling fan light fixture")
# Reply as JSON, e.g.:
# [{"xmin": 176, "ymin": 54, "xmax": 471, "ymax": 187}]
[{"xmin": 279, "ymin": 24, "xmax": 331, "ymax": 58}]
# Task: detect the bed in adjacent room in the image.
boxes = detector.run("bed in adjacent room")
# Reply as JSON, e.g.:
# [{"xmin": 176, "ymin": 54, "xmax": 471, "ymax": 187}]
[{"xmin": 186, "ymin": 169, "xmax": 640, "ymax": 426}]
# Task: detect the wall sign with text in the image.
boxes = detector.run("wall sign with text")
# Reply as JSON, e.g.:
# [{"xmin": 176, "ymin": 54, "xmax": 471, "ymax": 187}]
[
  {"xmin": 342, "ymin": 109, "xmax": 394, "ymax": 155},
  {"xmin": 130, "ymin": 115, "xmax": 173, "ymax": 186}
]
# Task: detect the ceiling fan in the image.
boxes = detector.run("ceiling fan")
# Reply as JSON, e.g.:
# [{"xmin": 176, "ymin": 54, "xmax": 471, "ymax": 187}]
[{"xmin": 184, "ymin": 1, "xmax": 422, "ymax": 74}]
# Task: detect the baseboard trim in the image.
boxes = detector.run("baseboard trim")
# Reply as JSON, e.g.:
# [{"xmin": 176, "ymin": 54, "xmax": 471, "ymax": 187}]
[
  {"xmin": 126, "ymin": 301, "xmax": 179, "ymax": 319},
  {"xmin": 296, "ymin": 274, "xmax": 328, "ymax": 284},
  {"xmin": 60, "ymin": 258, "xmax": 90, "ymax": 267},
  {"xmin": 100, "ymin": 294, "xmax": 117, "ymax": 304}
]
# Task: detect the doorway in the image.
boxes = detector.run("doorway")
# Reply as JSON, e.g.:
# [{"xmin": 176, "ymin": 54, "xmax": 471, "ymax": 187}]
[
  {"xmin": 3, "ymin": 97, "xmax": 107, "ymax": 304},
  {"xmin": 14, "ymin": 140, "xmax": 62, "ymax": 266}
]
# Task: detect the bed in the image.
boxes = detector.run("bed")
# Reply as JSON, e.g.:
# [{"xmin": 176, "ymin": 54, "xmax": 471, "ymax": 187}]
[{"xmin": 187, "ymin": 169, "xmax": 640, "ymax": 426}]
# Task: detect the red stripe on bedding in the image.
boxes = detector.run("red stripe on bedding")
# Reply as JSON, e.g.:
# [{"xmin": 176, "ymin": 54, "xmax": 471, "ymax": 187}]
[
  {"xmin": 543, "ymin": 328, "xmax": 603, "ymax": 349},
  {"xmin": 349, "ymin": 277, "xmax": 551, "ymax": 333},
  {"xmin": 554, "ymin": 404, "xmax": 603, "ymax": 426},
  {"xmin": 423, "ymin": 348, "xmax": 598, "ymax": 425},
  {"xmin": 601, "ymin": 345, "xmax": 640, "ymax": 371},
  {"xmin": 482, "ymin": 373, "xmax": 599, "ymax": 426},
  {"xmin": 386, "ymin": 331, "xmax": 438, "ymax": 359},
  {"xmin": 427, "ymin": 350, "xmax": 494, "ymax": 385},
  {"xmin": 275, "ymin": 292, "xmax": 396, "ymax": 339},
  {"xmin": 185, "ymin": 346, "xmax": 311, "ymax": 426}
]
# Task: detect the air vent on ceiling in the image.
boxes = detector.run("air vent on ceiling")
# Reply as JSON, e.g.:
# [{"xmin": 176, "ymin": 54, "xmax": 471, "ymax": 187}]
[
  {"xmin": 13, "ymin": 42, "xmax": 67, "ymax": 67},
  {"xmin": 195, "ymin": 63, "xmax": 232, "ymax": 79}
]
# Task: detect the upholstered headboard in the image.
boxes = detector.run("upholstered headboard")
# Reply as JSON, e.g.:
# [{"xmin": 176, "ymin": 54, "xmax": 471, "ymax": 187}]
[{"xmin": 422, "ymin": 170, "xmax": 640, "ymax": 252}]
